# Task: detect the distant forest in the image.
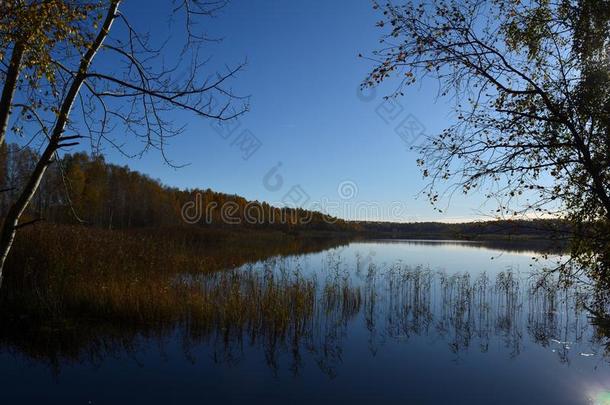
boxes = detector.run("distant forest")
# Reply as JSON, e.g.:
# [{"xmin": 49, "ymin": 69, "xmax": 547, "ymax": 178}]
[
  {"xmin": 0, "ymin": 144, "xmax": 356, "ymax": 232},
  {"xmin": 1, "ymin": 144, "xmax": 568, "ymax": 239}
]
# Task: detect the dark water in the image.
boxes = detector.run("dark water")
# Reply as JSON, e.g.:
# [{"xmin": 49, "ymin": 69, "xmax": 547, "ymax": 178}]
[{"xmin": 2, "ymin": 240, "xmax": 610, "ymax": 404}]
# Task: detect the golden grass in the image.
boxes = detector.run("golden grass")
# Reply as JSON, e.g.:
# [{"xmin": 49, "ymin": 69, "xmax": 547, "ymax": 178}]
[{"xmin": 1, "ymin": 224, "xmax": 350, "ymax": 325}]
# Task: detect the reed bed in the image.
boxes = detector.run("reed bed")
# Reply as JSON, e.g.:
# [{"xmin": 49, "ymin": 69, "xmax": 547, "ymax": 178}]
[
  {"xmin": 1, "ymin": 224, "xmax": 348, "ymax": 322},
  {"xmin": 1, "ymin": 224, "xmax": 607, "ymax": 376}
]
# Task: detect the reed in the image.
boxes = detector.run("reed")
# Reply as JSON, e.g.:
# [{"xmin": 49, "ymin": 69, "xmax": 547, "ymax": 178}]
[{"xmin": 1, "ymin": 224, "xmax": 349, "ymax": 323}]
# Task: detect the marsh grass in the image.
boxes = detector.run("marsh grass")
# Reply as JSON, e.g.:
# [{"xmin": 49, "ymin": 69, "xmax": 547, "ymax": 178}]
[
  {"xmin": 1, "ymin": 225, "xmax": 609, "ymax": 376},
  {"xmin": 0, "ymin": 225, "xmax": 361, "ymax": 375},
  {"xmin": 1, "ymin": 224, "xmax": 350, "ymax": 321}
]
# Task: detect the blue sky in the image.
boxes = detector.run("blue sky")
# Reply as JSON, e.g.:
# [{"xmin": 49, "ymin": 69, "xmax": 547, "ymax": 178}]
[{"xmin": 85, "ymin": 0, "xmax": 497, "ymax": 222}]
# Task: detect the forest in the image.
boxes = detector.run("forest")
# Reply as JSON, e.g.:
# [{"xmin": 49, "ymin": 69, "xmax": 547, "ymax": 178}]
[
  {"xmin": 1, "ymin": 143, "xmax": 567, "ymax": 240},
  {"xmin": 0, "ymin": 143, "xmax": 356, "ymax": 232}
]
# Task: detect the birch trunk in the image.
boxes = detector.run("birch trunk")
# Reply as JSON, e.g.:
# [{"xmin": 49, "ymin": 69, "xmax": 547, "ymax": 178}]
[{"xmin": 0, "ymin": 1, "xmax": 121, "ymax": 288}]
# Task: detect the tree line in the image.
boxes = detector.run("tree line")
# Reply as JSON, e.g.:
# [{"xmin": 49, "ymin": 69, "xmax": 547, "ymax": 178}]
[
  {"xmin": 1, "ymin": 143, "xmax": 571, "ymax": 241},
  {"xmin": 0, "ymin": 144, "xmax": 359, "ymax": 232}
]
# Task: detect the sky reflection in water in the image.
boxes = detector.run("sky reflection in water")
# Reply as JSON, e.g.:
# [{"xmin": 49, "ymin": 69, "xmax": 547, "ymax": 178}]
[{"xmin": 1, "ymin": 240, "xmax": 608, "ymax": 404}]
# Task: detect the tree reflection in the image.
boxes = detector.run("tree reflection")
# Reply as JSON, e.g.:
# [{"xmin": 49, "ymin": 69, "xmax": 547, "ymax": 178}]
[{"xmin": 1, "ymin": 252, "xmax": 609, "ymax": 378}]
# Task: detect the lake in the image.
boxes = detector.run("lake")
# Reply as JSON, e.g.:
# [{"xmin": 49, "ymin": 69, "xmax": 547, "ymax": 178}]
[{"xmin": 2, "ymin": 239, "xmax": 610, "ymax": 404}]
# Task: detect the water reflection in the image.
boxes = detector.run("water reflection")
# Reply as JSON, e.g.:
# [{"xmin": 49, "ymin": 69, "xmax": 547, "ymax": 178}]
[
  {"xmin": 1, "ymin": 250, "xmax": 608, "ymax": 380},
  {"xmin": 370, "ymin": 238, "xmax": 565, "ymax": 254}
]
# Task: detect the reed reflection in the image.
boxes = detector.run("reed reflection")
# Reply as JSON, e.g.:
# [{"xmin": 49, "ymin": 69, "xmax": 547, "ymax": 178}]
[{"xmin": 1, "ymin": 252, "xmax": 608, "ymax": 378}]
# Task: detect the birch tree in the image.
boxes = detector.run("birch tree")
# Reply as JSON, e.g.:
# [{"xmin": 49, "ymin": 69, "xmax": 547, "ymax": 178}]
[
  {"xmin": 0, "ymin": 0, "xmax": 247, "ymax": 286},
  {"xmin": 365, "ymin": 0, "xmax": 610, "ymax": 280}
]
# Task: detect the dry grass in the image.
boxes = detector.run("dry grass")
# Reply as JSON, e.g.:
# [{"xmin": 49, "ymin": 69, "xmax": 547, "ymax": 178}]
[
  {"xmin": 1, "ymin": 224, "xmax": 349, "ymax": 322},
  {"xmin": 0, "ymin": 225, "xmax": 360, "ymax": 373}
]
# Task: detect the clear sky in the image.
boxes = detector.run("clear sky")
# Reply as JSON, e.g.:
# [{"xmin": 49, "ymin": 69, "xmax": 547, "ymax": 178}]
[{"xmin": 84, "ymin": 0, "xmax": 498, "ymax": 222}]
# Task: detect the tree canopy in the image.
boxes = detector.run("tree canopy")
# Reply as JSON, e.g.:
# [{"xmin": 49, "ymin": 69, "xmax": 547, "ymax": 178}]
[
  {"xmin": 0, "ymin": 1, "xmax": 247, "ymax": 280},
  {"xmin": 365, "ymin": 0, "xmax": 610, "ymax": 279}
]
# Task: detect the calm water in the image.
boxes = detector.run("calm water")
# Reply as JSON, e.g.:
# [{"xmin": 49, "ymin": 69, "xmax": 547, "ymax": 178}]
[{"xmin": 2, "ymin": 240, "xmax": 610, "ymax": 404}]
